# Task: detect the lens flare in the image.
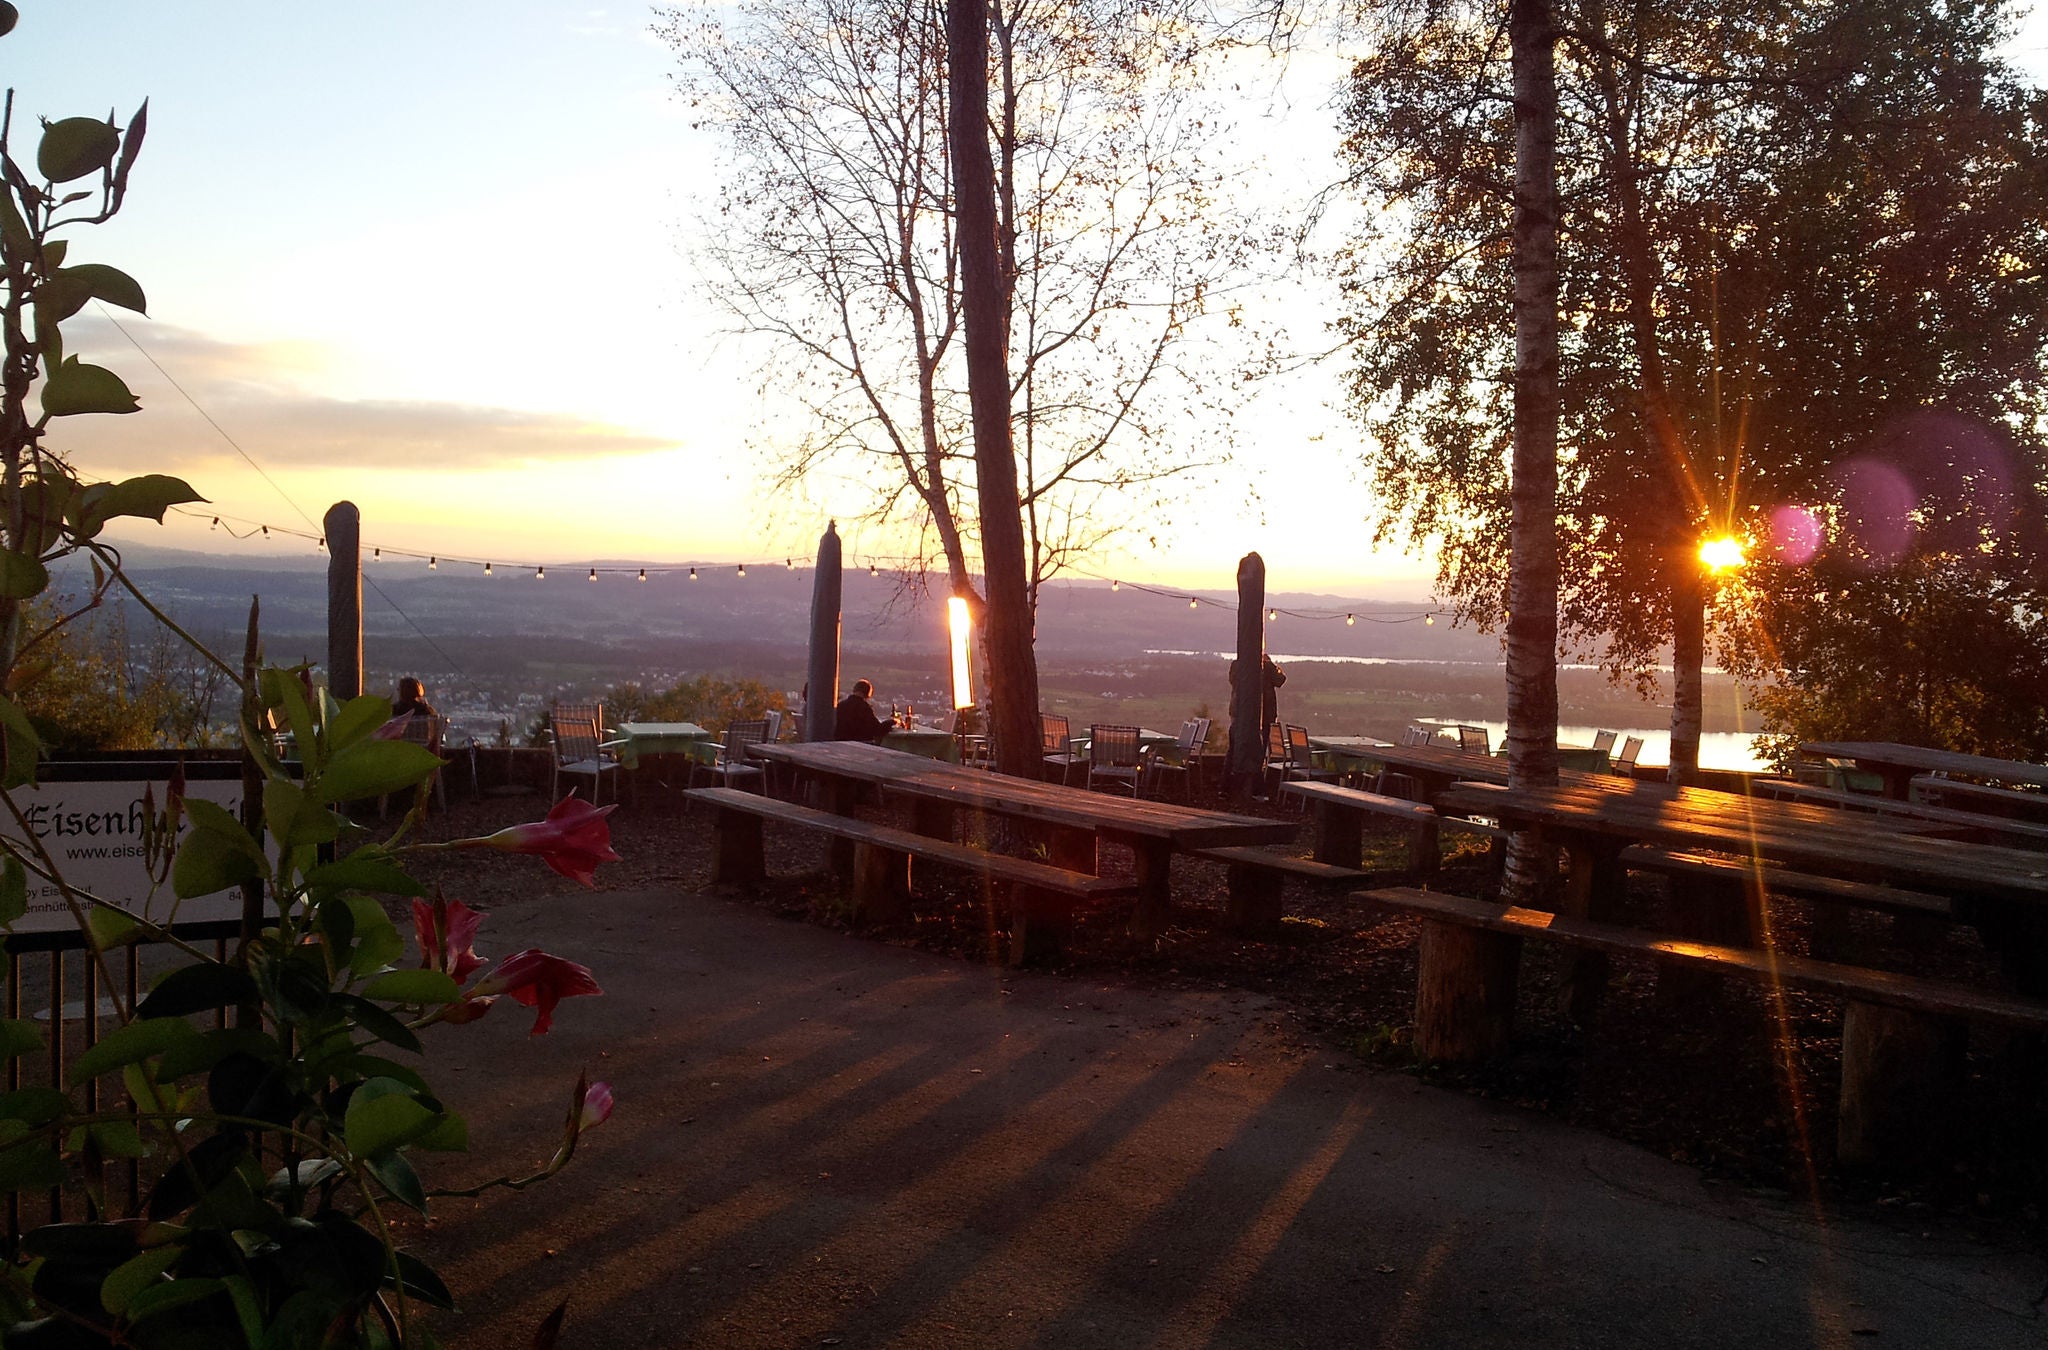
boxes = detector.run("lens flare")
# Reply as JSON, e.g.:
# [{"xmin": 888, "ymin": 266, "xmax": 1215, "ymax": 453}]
[
  {"xmin": 1768, "ymin": 505, "xmax": 1823, "ymax": 565},
  {"xmin": 1698, "ymin": 536, "xmax": 1746, "ymax": 574}
]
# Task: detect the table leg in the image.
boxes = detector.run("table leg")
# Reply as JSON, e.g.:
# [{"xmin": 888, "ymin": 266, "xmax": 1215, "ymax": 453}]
[
  {"xmin": 1129, "ymin": 841, "xmax": 1173, "ymax": 940},
  {"xmin": 1311, "ymin": 801, "xmax": 1364, "ymax": 869},
  {"xmin": 1558, "ymin": 837, "xmax": 1625, "ymax": 1022},
  {"xmin": 817, "ymin": 775, "xmax": 858, "ymax": 882}
]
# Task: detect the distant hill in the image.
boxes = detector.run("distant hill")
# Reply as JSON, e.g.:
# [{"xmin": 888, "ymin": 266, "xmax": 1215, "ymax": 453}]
[{"xmin": 75, "ymin": 543, "xmax": 1497, "ymax": 665}]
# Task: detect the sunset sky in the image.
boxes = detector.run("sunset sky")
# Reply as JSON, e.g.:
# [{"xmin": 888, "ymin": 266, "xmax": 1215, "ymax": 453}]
[{"xmin": 13, "ymin": 4, "xmax": 2048, "ymax": 599}]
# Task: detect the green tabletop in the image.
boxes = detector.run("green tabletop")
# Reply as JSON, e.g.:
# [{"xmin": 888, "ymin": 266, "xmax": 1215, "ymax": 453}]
[
  {"xmin": 881, "ymin": 728, "xmax": 960, "ymax": 763},
  {"xmin": 614, "ymin": 722, "xmax": 711, "ymax": 770}
]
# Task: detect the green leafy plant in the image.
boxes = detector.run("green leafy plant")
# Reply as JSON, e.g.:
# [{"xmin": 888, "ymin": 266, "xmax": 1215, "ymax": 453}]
[{"xmin": 0, "ymin": 23, "xmax": 617, "ymax": 1346}]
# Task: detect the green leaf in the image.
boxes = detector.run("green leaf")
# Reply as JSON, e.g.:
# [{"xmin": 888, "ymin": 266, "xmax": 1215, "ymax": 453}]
[
  {"xmin": 0, "ymin": 1134, "xmax": 64, "ymax": 1192},
  {"xmin": 91, "ymin": 473, "xmax": 202, "ymax": 527},
  {"xmin": 343, "ymin": 1079, "xmax": 439, "ymax": 1159},
  {"xmin": 265, "ymin": 778, "xmax": 340, "ymax": 851},
  {"xmin": 171, "ymin": 826, "xmax": 262, "ymax": 900},
  {"xmin": 40, "ymin": 356, "xmax": 139, "ymax": 418},
  {"xmin": 0, "ymin": 1089, "xmax": 70, "ymax": 1125},
  {"xmin": 0, "ymin": 695, "xmax": 38, "ymax": 788},
  {"xmin": 331, "ymin": 995, "xmax": 420, "ymax": 1054},
  {"xmin": 316, "ymin": 739, "xmax": 443, "ymax": 805},
  {"xmin": 124, "ymin": 1276, "xmax": 223, "ymax": 1323},
  {"xmin": 86, "ymin": 906, "xmax": 138, "ymax": 951},
  {"xmin": 412, "ymin": 1108, "xmax": 468, "ymax": 1153},
  {"xmin": 305, "ymin": 851, "xmax": 426, "ymax": 900},
  {"xmin": 100, "ymin": 1246, "xmax": 180, "ymax": 1317},
  {"xmin": 328, "ymin": 695, "xmax": 395, "ymax": 754},
  {"xmin": 344, "ymin": 895, "xmax": 407, "ymax": 976},
  {"xmin": 222, "ymin": 1274, "xmax": 264, "ymax": 1350},
  {"xmin": 40, "ymin": 240, "xmax": 67, "ymax": 270},
  {"xmin": 33, "ymin": 271, "xmax": 90, "ymax": 323},
  {"xmin": 154, "ymin": 1027, "xmax": 273, "ymax": 1083},
  {"xmin": 0, "ymin": 190, "xmax": 31, "ymax": 258},
  {"xmin": 0, "ymin": 857, "xmax": 25, "ymax": 927},
  {"xmin": 58, "ymin": 263, "xmax": 147, "ymax": 315},
  {"xmin": 0, "ymin": 1019, "xmax": 43, "ymax": 1060},
  {"xmin": 265, "ymin": 668, "xmax": 319, "ymax": 773},
  {"xmin": 0, "ymin": 551, "xmax": 50, "ymax": 600},
  {"xmin": 360, "ymin": 970, "xmax": 459, "ymax": 1005},
  {"xmin": 69, "ymin": 1018, "xmax": 197, "ymax": 1085},
  {"xmin": 137, "ymin": 963, "xmax": 259, "ymax": 1020},
  {"xmin": 83, "ymin": 1120, "xmax": 146, "ymax": 1160},
  {"xmin": 366, "ymin": 1151, "xmax": 426, "ymax": 1212},
  {"xmin": 18, "ymin": 477, "xmax": 71, "ymax": 555},
  {"xmin": 37, "ymin": 116, "xmax": 120, "ymax": 182},
  {"xmin": 388, "ymin": 1250, "xmax": 457, "ymax": 1311}
]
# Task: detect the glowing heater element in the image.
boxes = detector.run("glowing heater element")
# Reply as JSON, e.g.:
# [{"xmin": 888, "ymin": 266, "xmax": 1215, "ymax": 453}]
[
  {"xmin": 1699, "ymin": 535, "xmax": 1747, "ymax": 574},
  {"xmin": 948, "ymin": 596, "xmax": 975, "ymax": 709}
]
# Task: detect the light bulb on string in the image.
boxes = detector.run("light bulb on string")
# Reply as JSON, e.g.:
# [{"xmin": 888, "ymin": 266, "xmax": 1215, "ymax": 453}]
[
  {"xmin": 261, "ymin": 526, "xmax": 269, "ymax": 537},
  {"xmin": 1425, "ymin": 614, "xmax": 1435, "ymax": 626},
  {"xmin": 1112, "ymin": 579, "xmax": 1120, "ymax": 592},
  {"xmin": 785, "ymin": 559, "xmax": 794, "ymax": 570},
  {"xmin": 588, "ymin": 568, "xmax": 598, "ymax": 582},
  {"xmin": 637, "ymin": 568, "xmax": 647, "ymax": 582},
  {"xmin": 1346, "ymin": 613, "xmax": 1355, "ymax": 626},
  {"xmin": 870, "ymin": 563, "xmax": 879, "ymax": 577},
  {"xmin": 1267, "ymin": 608, "xmax": 1277, "ymax": 622},
  {"xmin": 737, "ymin": 563, "xmax": 747, "ymax": 578},
  {"xmin": 536, "ymin": 566, "xmax": 546, "ymax": 580},
  {"xmin": 689, "ymin": 567, "xmax": 698, "ymax": 580},
  {"xmin": 210, "ymin": 517, "xmax": 220, "ymax": 530},
  {"xmin": 429, "ymin": 557, "xmax": 437, "ymax": 570},
  {"xmin": 1188, "ymin": 597, "xmax": 1197, "ymax": 609},
  {"xmin": 484, "ymin": 563, "xmax": 494, "ymax": 577},
  {"xmin": 373, "ymin": 547, "xmax": 381, "ymax": 560}
]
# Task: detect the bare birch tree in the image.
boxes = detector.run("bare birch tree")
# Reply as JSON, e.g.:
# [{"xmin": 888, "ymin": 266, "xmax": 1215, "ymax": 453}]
[{"xmin": 661, "ymin": 0, "xmax": 1264, "ymax": 612}]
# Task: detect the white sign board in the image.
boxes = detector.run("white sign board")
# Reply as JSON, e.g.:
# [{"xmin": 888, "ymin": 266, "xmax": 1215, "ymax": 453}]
[{"xmin": 14, "ymin": 775, "xmax": 246, "ymax": 934}]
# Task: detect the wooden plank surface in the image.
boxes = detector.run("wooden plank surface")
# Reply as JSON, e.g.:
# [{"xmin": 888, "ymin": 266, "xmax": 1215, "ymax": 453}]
[
  {"xmin": 1439, "ymin": 781, "xmax": 2048, "ymax": 904},
  {"xmin": 1751, "ymin": 778, "xmax": 2048, "ymax": 846},
  {"xmin": 1801, "ymin": 741, "xmax": 2048, "ymax": 791},
  {"xmin": 1361, "ymin": 887, "xmax": 2048, "ymax": 1028}
]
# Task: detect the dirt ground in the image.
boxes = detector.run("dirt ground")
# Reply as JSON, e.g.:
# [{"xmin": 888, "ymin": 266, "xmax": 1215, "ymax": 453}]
[{"xmin": 400, "ymin": 776, "xmax": 2048, "ymax": 1247}]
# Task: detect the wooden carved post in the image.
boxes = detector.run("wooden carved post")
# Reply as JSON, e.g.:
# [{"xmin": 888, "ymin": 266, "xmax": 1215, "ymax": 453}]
[
  {"xmin": 1415, "ymin": 922, "xmax": 1521, "ymax": 1061},
  {"xmin": 806, "ymin": 522, "xmax": 842, "ymax": 743},
  {"xmin": 1226, "ymin": 552, "xmax": 1266, "ymax": 807},
  {"xmin": 323, "ymin": 502, "xmax": 362, "ymax": 702}
]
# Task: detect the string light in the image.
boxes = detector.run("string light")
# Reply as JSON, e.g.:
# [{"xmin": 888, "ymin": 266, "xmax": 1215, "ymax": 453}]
[{"xmin": 167, "ymin": 506, "xmax": 1451, "ymax": 625}]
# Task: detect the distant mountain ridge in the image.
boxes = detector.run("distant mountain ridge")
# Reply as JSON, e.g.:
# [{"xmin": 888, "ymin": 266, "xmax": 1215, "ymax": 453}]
[{"xmin": 72, "ymin": 543, "xmax": 1493, "ymax": 663}]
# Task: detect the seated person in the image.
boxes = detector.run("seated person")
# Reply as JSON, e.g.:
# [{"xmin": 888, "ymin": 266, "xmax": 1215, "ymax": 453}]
[
  {"xmin": 833, "ymin": 680, "xmax": 893, "ymax": 743},
  {"xmin": 390, "ymin": 676, "xmax": 443, "ymax": 753}
]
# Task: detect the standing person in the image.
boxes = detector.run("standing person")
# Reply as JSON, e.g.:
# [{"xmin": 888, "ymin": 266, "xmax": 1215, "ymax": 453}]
[
  {"xmin": 833, "ymin": 679, "xmax": 893, "ymax": 743},
  {"xmin": 1228, "ymin": 654, "xmax": 1288, "ymax": 753},
  {"xmin": 390, "ymin": 676, "xmax": 442, "ymax": 753}
]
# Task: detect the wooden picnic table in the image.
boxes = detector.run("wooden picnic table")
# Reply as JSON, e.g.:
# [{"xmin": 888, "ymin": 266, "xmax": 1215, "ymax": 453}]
[
  {"xmin": 1750, "ymin": 777, "xmax": 2048, "ymax": 849},
  {"xmin": 1800, "ymin": 740, "xmax": 2048, "ymax": 801},
  {"xmin": 1438, "ymin": 778, "xmax": 2048, "ymax": 989},
  {"xmin": 753, "ymin": 740, "xmax": 1295, "ymax": 933},
  {"xmin": 1335, "ymin": 742, "xmax": 1635, "ymax": 806}
]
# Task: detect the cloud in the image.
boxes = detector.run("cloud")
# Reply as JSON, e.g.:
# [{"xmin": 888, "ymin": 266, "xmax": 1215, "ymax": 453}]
[{"xmin": 40, "ymin": 318, "xmax": 675, "ymax": 474}]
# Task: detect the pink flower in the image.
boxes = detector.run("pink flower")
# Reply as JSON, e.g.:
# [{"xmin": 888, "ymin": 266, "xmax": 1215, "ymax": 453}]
[
  {"xmin": 456, "ymin": 794, "xmax": 620, "ymax": 887},
  {"xmin": 578, "ymin": 1079, "xmax": 615, "ymax": 1132},
  {"xmin": 439, "ymin": 994, "xmax": 496, "ymax": 1025},
  {"xmin": 473, "ymin": 948, "xmax": 602, "ymax": 1035},
  {"xmin": 412, "ymin": 895, "xmax": 488, "ymax": 984}
]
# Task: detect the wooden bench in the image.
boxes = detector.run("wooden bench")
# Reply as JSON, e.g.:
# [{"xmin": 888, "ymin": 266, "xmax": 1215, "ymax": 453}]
[
  {"xmin": 686, "ymin": 787, "xmax": 1135, "ymax": 963},
  {"xmin": 1188, "ymin": 845, "xmax": 1373, "ymax": 936},
  {"xmin": 1618, "ymin": 845, "xmax": 1952, "ymax": 956},
  {"xmin": 1362, "ymin": 885, "xmax": 2048, "ymax": 1169},
  {"xmin": 1279, "ymin": 780, "xmax": 1506, "ymax": 878},
  {"xmin": 1910, "ymin": 774, "xmax": 2048, "ymax": 823}
]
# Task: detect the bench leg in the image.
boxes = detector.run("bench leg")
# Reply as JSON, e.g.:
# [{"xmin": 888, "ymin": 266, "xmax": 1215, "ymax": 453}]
[
  {"xmin": 1009, "ymin": 887, "xmax": 1075, "ymax": 967},
  {"xmin": 1415, "ymin": 921, "xmax": 1521, "ymax": 1062},
  {"xmin": 851, "ymin": 842, "xmax": 911, "ymax": 925},
  {"xmin": 1129, "ymin": 841, "xmax": 1173, "ymax": 940},
  {"xmin": 1410, "ymin": 818, "xmax": 1441, "ymax": 879},
  {"xmin": 1837, "ymin": 1001, "xmax": 1966, "ymax": 1169},
  {"xmin": 1312, "ymin": 802, "xmax": 1363, "ymax": 868},
  {"xmin": 1224, "ymin": 863, "xmax": 1284, "ymax": 938},
  {"xmin": 817, "ymin": 776, "xmax": 858, "ymax": 882},
  {"xmin": 710, "ymin": 807, "xmax": 766, "ymax": 887},
  {"xmin": 1558, "ymin": 840, "xmax": 1625, "ymax": 1022},
  {"xmin": 1658, "ymin": 873, "xmax": 1760, "ymax": 1007}
]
